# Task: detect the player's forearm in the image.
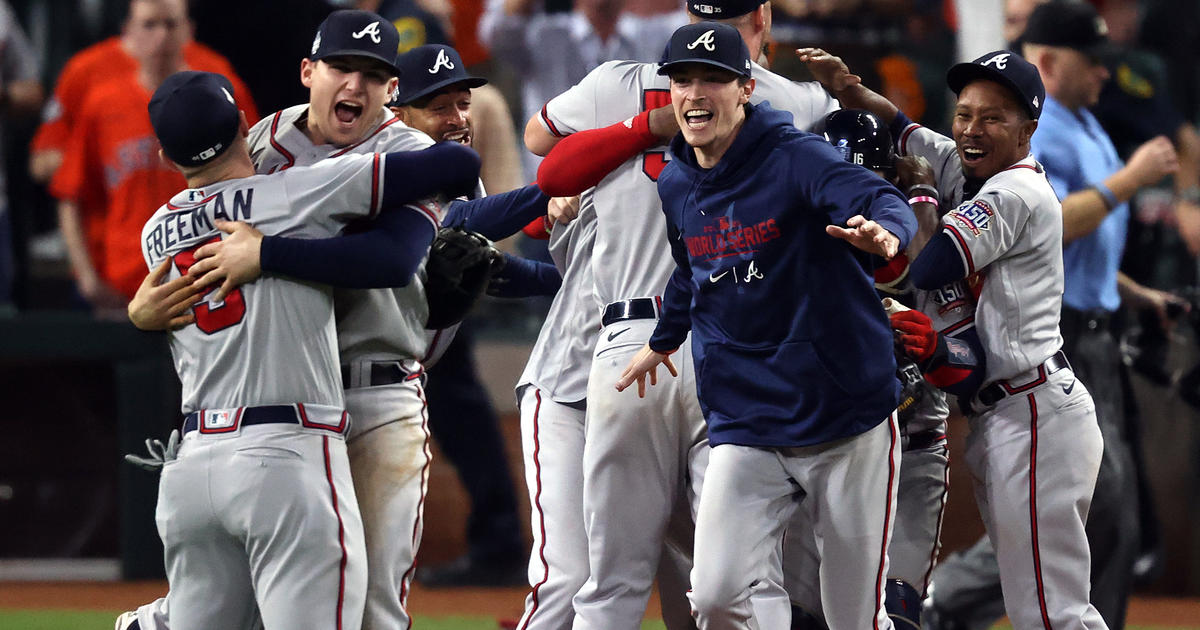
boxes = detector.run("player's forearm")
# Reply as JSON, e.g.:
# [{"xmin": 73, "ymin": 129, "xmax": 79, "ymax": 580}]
[
  {"xmin": 921, "ymin": 328, "xmax": 987, "ymax": 398},
  {"xmin": 1174, "ymin": 123, "xmax": 1200, "ymax": 193},
  {"xmin": 1061, "ymin": 166, "xmax": 1145, "ymax": 243},
  {"xmin": 648, "ymin": 255, "xmax": 693, "ymax": 353},
  {"xmin": 382, "ymin": 143, "xmax": 481, "ymax": 208},
  {"xmin": 537, "ymin": 109, "xmax": 664, "ymax": 197},
  {"xmin": 909, "ymin": 230, "xmax": 967, "ymax": 289},
  {"xmin": 444, "ymin": 184, "xmax": 550, "ymax": 241},
  {"xmin": 260, "ymin": 208, "xmax": 435, "ymax": 288},
  {"xmin": 832, "ymin": 83, "xmax": 900, "ymax": 127},
  {"xmin": 488, "ymin": 254, "xmax": 562, "ymax": 297}
]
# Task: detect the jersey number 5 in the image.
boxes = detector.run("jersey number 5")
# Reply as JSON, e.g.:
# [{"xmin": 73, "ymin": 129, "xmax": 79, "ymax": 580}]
[
  {"xmin": 642, "ymin": 89, "xmax": 670, "ymax": 181},
  {"xmin": 172, "ymin": 237, "xmax": 247, "ymax": 334}
]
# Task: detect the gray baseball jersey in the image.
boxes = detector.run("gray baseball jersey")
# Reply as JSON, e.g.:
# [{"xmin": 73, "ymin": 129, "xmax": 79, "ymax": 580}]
[
  {"xmin": 539, "ymin": 60, "xmax": 838, "ymax": 307},
  {"xmin": 517, "ymin": 198, "xmax": 600, "ymax": 404},
  {"xmin": 898, "ymin": 124, "xmax": 1064, "ymax": 382},
  {"xmin": 248, "ymin": 105, "xmax": 445, "ymax": 378},
  {"xmin": 142, "ymin": 152, "xmax": 388, "ymax": 412}
]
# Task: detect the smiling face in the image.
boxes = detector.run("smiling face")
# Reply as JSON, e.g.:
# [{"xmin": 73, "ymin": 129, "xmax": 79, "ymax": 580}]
[
  {"xmin": 400, "ymin": 86, "xmax": 473, "ymax": 145},
  {"xmin": 952, "ymin": 80, "xmax": 1038, "ymax": 180},
  {"xmin": 669, "ymin": 63, "xmax": 753, "ymax": 168},
  {"xmin": 301, "ymin": 56, "xmax": 399, "ymax": 147}
]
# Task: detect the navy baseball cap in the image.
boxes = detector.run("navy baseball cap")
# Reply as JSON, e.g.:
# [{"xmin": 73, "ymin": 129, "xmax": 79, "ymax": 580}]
[
  {"xmin": 687, "ymin": 0, "xmax": 767, "ymax": 19},
  {"xmin": 947, "ymin": 50, "xmax": 1045, "ymax": 119},
  {"xmin": 149, "ymin": 71, "xmax": 241, "ymax": 167},
  {"xmin": 1021, "ymin": 0, "xmax": 1113, "ymax": 60},
  {"xmin": 393, "ymin": 45, "xmax": 488, "ymax": 105},
  {"xmin": 658, "ymin": 22, "xmax": 752, "ymax": 79},
  {"xmin": 309, "ymin": 10, "xmax": 401, "ymax": 76}
]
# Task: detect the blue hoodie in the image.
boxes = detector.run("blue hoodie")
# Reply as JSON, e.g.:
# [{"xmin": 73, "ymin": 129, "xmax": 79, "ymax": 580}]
[{"xmin": 650, "ymin": 102, "xmax": 916, "ymax": 447}]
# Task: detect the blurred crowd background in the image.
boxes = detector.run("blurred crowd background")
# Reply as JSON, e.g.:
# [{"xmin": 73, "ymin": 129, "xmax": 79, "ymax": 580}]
[{"xmin": 1, "ymin": 0, "xmax": 1200, "ymax": 596}]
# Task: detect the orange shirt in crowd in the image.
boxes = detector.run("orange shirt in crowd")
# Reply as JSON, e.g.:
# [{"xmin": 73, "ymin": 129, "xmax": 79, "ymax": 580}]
[
  {"xmin": 34, "ymin": 37, "xmax": 258, "ymax": 287},
  {"xmin": 49, "ymin": 72, "xmax": 258, "ymax": 299}
]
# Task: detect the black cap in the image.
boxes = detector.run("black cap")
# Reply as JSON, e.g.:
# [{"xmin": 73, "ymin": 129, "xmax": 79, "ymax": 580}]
[
  {"xmin": 393, "ymin": 45, "xmax": 488, "ymax": 105},
  {"xmin": 309, "ymin": 10, "xmax": 401, "ymax": 76},
  {"xmin": 816, "ymin": 109, "xmax": 895, "ymax": 171},
  {"xmin": 657, "ymin": 22, "xmax": 752, "ymax": 79},
  {"xmin": 149, "ymin": 71, "xmax": 241, "ymax": 167},
  {"xmin": 947, "ymin": 50, "xmax": 1045, "ymax": 119},
  {"xmin": 1021, "ymin": 0, "xmax": 1112, "ymax": 60},
  {"xmin": 687, "ymin": 0, "xmax": 767, "ymax": 19}
]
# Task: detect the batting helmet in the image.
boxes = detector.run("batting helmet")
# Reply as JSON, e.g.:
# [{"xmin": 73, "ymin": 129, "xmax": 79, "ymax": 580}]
[{"xmin": 816, "ymin": 109, "xmax": 895, "ymax": 172}]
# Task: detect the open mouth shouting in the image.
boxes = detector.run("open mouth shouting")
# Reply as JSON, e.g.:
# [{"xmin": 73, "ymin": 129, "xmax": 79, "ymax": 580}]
[
  {"xmin": 684, "ymin": 108, "xmax": 714, "ymax": 130},
  {"xmin": 959, "ymin": 144, "xmax": 987, "ymax": 167},
  {"xmin": 334, "ymin": 100, "xmax": 364, "ymax": 127},
  {"xmin": 442, "ymin": 127, "xmax": 470, "ymax": 144}
]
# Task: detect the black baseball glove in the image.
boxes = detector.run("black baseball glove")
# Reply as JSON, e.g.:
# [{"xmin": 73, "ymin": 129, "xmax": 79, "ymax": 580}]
[{"xmin": 424, "ymin": 227, "xmax": 503, "ymax": 329}]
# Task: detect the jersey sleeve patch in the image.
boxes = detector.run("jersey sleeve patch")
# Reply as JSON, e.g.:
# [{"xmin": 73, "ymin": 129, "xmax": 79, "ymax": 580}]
[{"xmin": 947, "ymin": 199, "xmax": 994, "ymax": 236}]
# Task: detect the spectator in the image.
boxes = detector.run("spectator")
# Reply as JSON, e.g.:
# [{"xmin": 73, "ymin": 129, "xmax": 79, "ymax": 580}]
[
  {"xmin": 478, "ymin": 0, "xmax": 686, "ymax": 180},
  {"xmin": 47, "ymin": 0, "xmax": 257, "ymax": 315},
  {"xmin": 0, "ymin": 0, "xmax": 42, "ymax": 311}
]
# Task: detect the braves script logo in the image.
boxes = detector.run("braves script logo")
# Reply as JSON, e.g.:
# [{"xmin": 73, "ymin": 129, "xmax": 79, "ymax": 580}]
[
  {"xmin": 352, "ymin": 21, "xmax": 383, "ymax": 44},
  {"xmin": 949, "ymin": 199, "xmax": 994, "ymax": 236},
  {"xmin": 687, "ymin": 29, "xmax": 717, "ymax": 52},
  {"xmin": 429, "ymin": 48, "xmax": 455, "ymax": 74},
  {"xmin": 982, "ymin": 52, "xmax": 1010, "ymax": 70}
]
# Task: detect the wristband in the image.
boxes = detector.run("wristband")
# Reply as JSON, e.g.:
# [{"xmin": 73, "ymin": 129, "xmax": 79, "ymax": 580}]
[
  {"xmin": 1094, "ymin": 183, "xmax": 1118, "ymax": 211},
  {"xmin": 906, "ymin": 184, "xmax": 939, "ymax": 199},
  {"xmin": 909, "ymin": 195, "xmax": 939, "ymax": 209}
]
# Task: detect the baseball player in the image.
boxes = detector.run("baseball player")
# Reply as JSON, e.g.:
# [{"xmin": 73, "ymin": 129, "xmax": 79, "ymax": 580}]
[
  {"xmin": 526, "ymin": 2, "xmax": 840, "ymax": 627},
  {"xmin": 617, "ymin": 23, "xmax": 916, "ymax": 629},
  {"xmin": 123, "ymin": 12, "xmax": 481, "ymax": 630},
  {"xmin": 802, "ymin": 47, "xmax": 1110, "ymax": 630},
  {"xmin": 125, "ymin": 30, "xmax": 551, "ymax": 630},
  {"xmin": 139, "ymin": 68, "xmax": 470, "ymax": 630},
  {"xmin": 772, "ymin": 110, "xmax": 955, "ymax": 630}
]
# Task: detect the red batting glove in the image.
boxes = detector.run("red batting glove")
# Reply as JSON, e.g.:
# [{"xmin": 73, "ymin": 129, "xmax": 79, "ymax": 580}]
[
  {"xmin": 521, "ymin": 215, "xmax": 553, "ymax": 240},
  {"xmin": 890, "ymin": 309, "xmax": 938, "ymax": 363}
]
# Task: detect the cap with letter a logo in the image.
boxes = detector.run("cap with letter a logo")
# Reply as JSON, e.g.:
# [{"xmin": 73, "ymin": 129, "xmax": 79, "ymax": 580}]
[
  {"xmin": 392, "ymin": 44, "xmax": 488, "ymax": 105},
  {"xmin": 657, "ymin": 22, "xmax": 752, "ymax": 79},
  {"xmin": 148, "ymin": 71, "xmax": 241, "ymax": 167},
  {"xmin": 946, "ymin": 50, "xmax": 1045, "ymax": 119},
  {"xmin": 309, "ymin": 9, "xmax": 402, "ymax": 76}
]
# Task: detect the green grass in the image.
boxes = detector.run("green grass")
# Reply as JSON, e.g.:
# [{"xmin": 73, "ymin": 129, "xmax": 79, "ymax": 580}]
[{"xmin": 0, "ymin": 610, "xmax": 671, "ymax": 629}]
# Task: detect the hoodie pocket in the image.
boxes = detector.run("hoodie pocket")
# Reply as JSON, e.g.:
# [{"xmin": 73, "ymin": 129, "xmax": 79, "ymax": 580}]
[{"xmin": 697, "ymin": 340, "xmax": 851, "ymax": 423}]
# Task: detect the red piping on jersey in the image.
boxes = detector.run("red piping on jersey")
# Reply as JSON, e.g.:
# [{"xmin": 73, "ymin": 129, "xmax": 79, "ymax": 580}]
[
  {"xmin": 323, "ymin": 436, "xmax": 348, "ymax": 630},
  {"xmin": 330, "ymin": 115, "xmax": 403, "ymax": 158},
  {"xmin": 421, "ymin": 329, "xmax": 444, "ymax": 364},
  {"xmin": 940, "ymin": 316, "xmax": 975, "ymax": 336},
  {"xmin": 541, "ymin": 103, "xmax": 566, "ymax": 138},
  {"xmin": 943, "ymin": 224, "xmax": 975, "ymax": 275},
  {"xmin": 1028, "ymin": 395, "xmax": 1053, "ymax": 630},
  {"xmin": 921, "ymin": 442, "xmax": 951, "ymax": 595},
  {"xmin": 399, "ymin": 384, "xmax": 433, "ymax": 629},
  {"xmin": 409, "ymin": 202, "xmax": 439, "ymax": 226},
  {"xmin": 873, "ymin": 413, "xmax": 899, "ymax": 630},
  {"xmin": 899, "ymin": 124, "xmax": 921, "ymax": 156},
  {"xmin": 268, "ymin": 111, "xmax": 296, "ymax": 171},
  {"xmin": 369, "ymin": 153, "xmax": 381, "ymax": 218},
  {"xmin": 1004, "ymin": 163, "xmax": 1043, "ymax": 174},
  {"xmin": 519, "ymin": 389, "xmax": 549, "ymax": 630}
]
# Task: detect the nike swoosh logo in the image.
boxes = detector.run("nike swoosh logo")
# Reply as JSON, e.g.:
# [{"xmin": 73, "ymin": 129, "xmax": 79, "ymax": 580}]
[
  {"xmin": 1062, "ymin": 380, "xmax": 1075, "ymax": 395},
  {"xmin": 709, "ymin": 270, "xmax": 730, "ymax": 283},
  {"xmin": 607, "ymin": 327, "xmax": 631, "ymax": 342}
]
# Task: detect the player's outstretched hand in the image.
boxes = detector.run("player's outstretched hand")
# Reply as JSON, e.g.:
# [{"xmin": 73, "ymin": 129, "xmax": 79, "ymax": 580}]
[
  {"xmin": 795, "ymin": 48, "xmax": 861, "ymax": 93},
  {"xmin": 548, "ymin": 195, "xmax": 581, "ymax": 225},
  {"xmin": 616, "ymin": 343, "xmax": 678, "ymax": 398},
  {"xmin": 189, "ymin": 220, "xmax": 264, "ymax": 302},
  {"xmin": 123, "ymin": 429, "xmax": 181, "ymax": 473},
  {"xmin": 128, "ymin": 258, "xmax": 202, "ymax": 331},
  {"xmin": 826, "ymin": 215, "xmax": 900, "ymax": 259}
]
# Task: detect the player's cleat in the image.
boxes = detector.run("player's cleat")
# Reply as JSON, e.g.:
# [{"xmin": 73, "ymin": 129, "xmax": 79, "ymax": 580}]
[
  {"xmin": 114, "ymin": 611, "xmax": 141, "ymax": 630},
  {"xmin": 416, "ymin": 554, "xmax": 526, "ymax": 588}
]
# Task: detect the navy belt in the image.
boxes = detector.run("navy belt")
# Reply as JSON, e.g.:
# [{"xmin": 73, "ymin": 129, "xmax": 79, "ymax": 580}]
[
  {"xmin": 341, "ymin": 361, "xmax": 423, "ymax": 388},
  {"xmin": 975, "ymin": 350, "xmax": 1072, "ymax": 407},
  {"xmin": 602, "ymin": 298, "xmax": 659, "ymax": 327},
  {"xmin": 183, "ymin": 404, "xmax": 299, "ymax": 435}
]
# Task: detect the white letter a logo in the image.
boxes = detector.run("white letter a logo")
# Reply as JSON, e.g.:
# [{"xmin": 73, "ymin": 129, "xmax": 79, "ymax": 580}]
[
  {"xmin": 687, "ymin": 29, "xmax": 717, "ymax": 52},
  {"xmin": 429, "ymin": 48, "xmax": 456, "ymax": 74}
]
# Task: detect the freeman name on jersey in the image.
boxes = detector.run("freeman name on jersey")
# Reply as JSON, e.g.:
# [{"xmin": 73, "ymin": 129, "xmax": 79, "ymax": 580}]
[{"xmin": 144, "ymin": 188, "xmax": 255, "ymax": 260}]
